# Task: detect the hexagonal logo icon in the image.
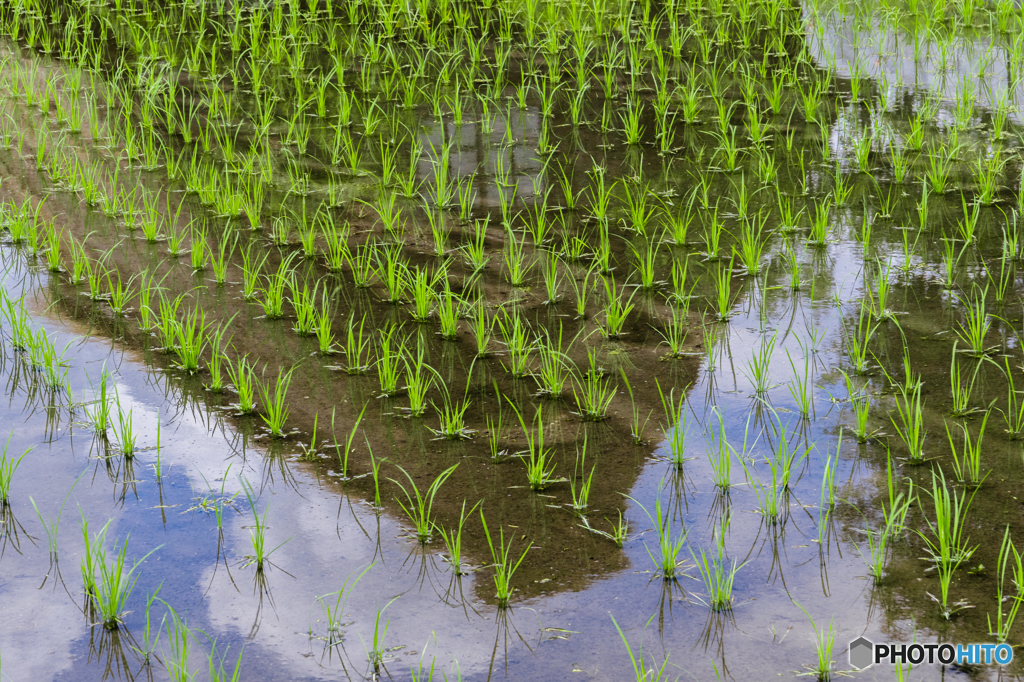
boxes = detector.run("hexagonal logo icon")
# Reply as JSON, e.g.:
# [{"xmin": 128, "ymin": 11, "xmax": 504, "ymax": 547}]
[{"xmin": 849, "ymin": 637, "xmax": 874, "ymax": 670}]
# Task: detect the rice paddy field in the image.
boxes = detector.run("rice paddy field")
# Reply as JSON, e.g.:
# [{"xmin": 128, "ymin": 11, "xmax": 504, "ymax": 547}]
[{"xmin": 6, "ymin": 0, "xmax": 1024, "ymax": 679}]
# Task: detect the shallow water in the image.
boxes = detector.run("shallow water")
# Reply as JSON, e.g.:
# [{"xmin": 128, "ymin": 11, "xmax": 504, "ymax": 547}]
[{"xmin": 2, "ymin": 0, "xmax": 1024, "ymax": 679}]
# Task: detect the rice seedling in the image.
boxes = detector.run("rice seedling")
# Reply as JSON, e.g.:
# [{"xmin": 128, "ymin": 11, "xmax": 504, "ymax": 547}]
[
  {"xmin": 793, "ymin": 602, "xmax": 836, "ymax": 680},
  {"xmin": 692, "ymin": 515, "xmax": 744, "ymax": 612},
  {"xmin": 479, "ymin": 508, "xmax": 530, "ymax": 608},
  {"xmin": 495, "ymin": 309, "xmax": 534, "ymax": 377},
  {"xmin": 259, "ymin": 366, "xmax": 295, "ymax": 438},
  {"xmin": 0, "ymin": 432, "xmax": 29, "ymax": 507},
  {"xmin": 918, "ymin": 469, "xmax": 982, "ymax": 618},
  {"xmin": 955, "ymin": 286, "xmax": 994, "ymax": 357},
  {"xmin": 112, "ymin": 389, "xmax": 137, "ymax": 458},
  {"xmin": 240, "ymin": 478, "xmax": 290, "ymax": 571},
  {"xmin": 438, "ymin": 501, "xmax": 478, "ymax": 575},
  {"xmin": 226, "ymin": 355, "xmax": 259, "ymax": 414},
  {"xmin": 631, "ymin": 495, "xmax": 687, "ymax": 579},
  {"xmin": 331, "ymin": 403, "xmax": 368, "ymax": 477},
  {"xmin": 173, "ymin": 307, "xmax": 209, "ymax": 375},
  {"xmin": 845, "ymin": 302, "xmax": 877, "ymax": 375},
  {"xmin": 744, "ymin": 332, "xmax": 778, "ymax": 395},
  {"xmin": 610, "ymin": 615, "xmax": 670, "ymax": 681},
  {"xmin": 389, "ymin": 464, "xmax": 458, "ymax": 543},
  {"xmin": 430, "ymin": 382, "xmax": 475, "ymax": 440},
  {"xmin": 946, "ymin": 410, "xmax": 990, "ymax": 486},
  {"xmin": 600, "ymin": 277, "xmax": 637, "ymax": 339},
  {"xmin": 891, "ymin": 376, "xmax": 927, "ymax": 464},
  {"xmin": 260, "ymin": 253, "xmax": 297, "ymax": 319},
  {"xmin": 341, "ymin": 313, "xmax": 373, "ymax": 374},
  {"xmin": 375, "ymin": 325, "xmax": 407, "ymax": 397},
  {"xmin": 508, "ymin": 400, "xmax": 562, "ymax": 490},
  {"xmin": 80, "ymin": 519, "xmax": 159, "ymax": 630},
  {"xmin": 786, "ymin": 349, "xmax": 813, "ymax": 418},
  {"xmin": 988, "ymin": 526, "xmax": 1024, "ymax": 642}
]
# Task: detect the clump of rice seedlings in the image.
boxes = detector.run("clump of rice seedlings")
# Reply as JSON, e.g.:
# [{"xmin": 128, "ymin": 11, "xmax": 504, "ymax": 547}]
[
  {"xmin": 439, "ymin": 501, "xmax": 479, "ymax": 575},
  {"xmin": 691, "ymin": 515, "xmax": 744, "ymax": 611},
  {"xmin": 376, "ymin": 243, "xmax": 409, "ymax": 304},
  {"xmin": 840, "ymin": 371, "xmax": 873, "ymax": 442},
  {"xmin": 479, "ymin": 508, "xmax": 530, "ymax": 608},
  {"xmin": 105, "ymin": 269, "xmax": 137, "ymax": 317},
  {"xmin": 84, "ymin": 365, "xmax": 113, "ymax": 437},
  {"xmin": 403, "ymin": 341, "xmax": 437, "ymax": 417},
  {"xmin": 656, "ymin": 379, "xmax": 690, "ymax": 470},
  {"xmin": 408, "ymin": 265, "xmax": 440, "ymax": 322},
  {"xmin": 461, "ymin": 218, "xmax": 490, "ymax": 273},
  {"xmin": 315, "ymin": 564, "xmax": 373, "ymax": 644},
  {"xmin": 891, "ymin": 376, "xmax": 927, "ymax": 464},
  {"xmin": 955, "ymin": 286, "xmax": 995, "ymax": 357},
  {"xmin": 312, "ymin": 292, "xmax": 338, "ymax": 355},
  {"xmin": 260, "ymin": 254, "xmax": 296, "ymax": 319},
  {"xmin": 610, "ymin": 615, "xmax": 670, "ymax": 682},
  {"xmin": 926, "ymin": 146, "xmax": 957, "ymax": 195},
  {"xmin": 706, "ymin": 408, "xmax": 740, "ymax": 490},
  {"xmin": 743, "ymin": 332, "xmax": 778, "ymax": 395},
  {"xmin": 534, "ymin": 325, "xmax": 572, "ymax": 398},
  {"xmin": 240, "ymin": 247, "xmax": 267, "ymax": 302},
  {"xmin": 806, "ymin": 197, "xmax": 832, "ymax": 246},
  {"xmin": 600, "ymin": 277, "xmax": 637, "ymax": 338},
  {"xmin": 988, "ymin": 526, "xmax": 1024, "ymax": 642},
  {"xmin": 631, "ymin": 496, "xmax": 687, "ymax": 579},
  {"xmin": 173, "ymin": 307, "xmax": 209, "ymax": 375},
  {"xmin": 430, "ymin": 384, "xmax": 475, "ymax": 440},
  {"xmin": 496, "ymin": 309, "xmax": 534, "ymax": 377},
  {"xmin": 226, "ymin": 355, "xmax": 258, "ymax": 414},
  {"xmin": 773, "ymin": 425, "xmax": 811, "ymax": 491},
  {"xmin": 112, "ymin": 389, "xmax": 137, "ymax": 458},
  {"xmin": 80, "ymin": 519, "xmax": 157, "ymax": 630},
  {"xmin": 259, "ymin": 366, "xmax": 295, "ymax": 437},
  {"xmin": 794, "ymin": 603, "xmax": 836, "ymax": 680},
  {"xmin": 240, "ymin": 478, "xmax": 290, "ymax": 571},
  {"xmin": 946, "ymin": 411, "xmax": 989, "ymax": 486},
  {"xmin": 918, "ymin": 469, "xmax": 982, "ymax": 618},
  {"xmin": 786, "ymin": 348, "xmax": 813, "ymax": 418},
  {"xmin": 949, "ymin": 344, "xmax": 984, "ymax": 417},
  {"xmin": 509, "ymin": 402, "xmax": 562, "ymax": 490},
  {"xmin": 389, "ymin": 464, "xmax": 458, "ymax": 544},
  {"xmin": 340, "ymin": 313, "xmax": 373, "ymax": 374},
  {"xmin": 502, "ymin": 227, "xmax": 532, "ymax": 287},
  {"xmin": 845, "ymin": 303, "xmax": 877, "ymax": 375},
  {"xmin": 573, "ymin": 351, "xmax": 616, "ymax": 421},
  {"xmin": 741, "ymin": 447, "xmax": 784, "ymax": 523},
  {"xmin": 288, "ymin": 279, "xmax": 320, "ymax": 336},
  {"xmin": 569, "ymin": 436, "xmax": 596, "ymax": 514},
  {"xmin": 1000, "ymin": 357, "xmax": 1024, "ymax": 439},
  {"xmin": 375, "ymin": 325, "xmax": 406, "ymax": 397},
  {"xmin": 867, "ymin": 261, "xmax": 897, "ymax": 322},
  {"xmin": 0, "ymin": 432, "xmax": 29, "ymax": 506},
  {"xmin": 333, "ymin": 404, "xmax": 367, "ymax": 479},
  {"xmin": 436, "ymin": 284, "xmax": 460, "ymax": 340}
]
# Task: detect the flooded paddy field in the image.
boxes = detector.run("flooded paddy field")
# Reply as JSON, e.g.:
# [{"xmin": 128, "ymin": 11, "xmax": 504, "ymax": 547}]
[{"xmin": 2, "ymin": 0, "xmax": 1024, "ymax": 679}]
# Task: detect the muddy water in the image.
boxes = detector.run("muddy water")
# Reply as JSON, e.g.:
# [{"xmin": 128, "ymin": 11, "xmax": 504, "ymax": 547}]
[{"xmin": 1, "ymin": 8, "xmax": 1024, "ymax": 682}]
